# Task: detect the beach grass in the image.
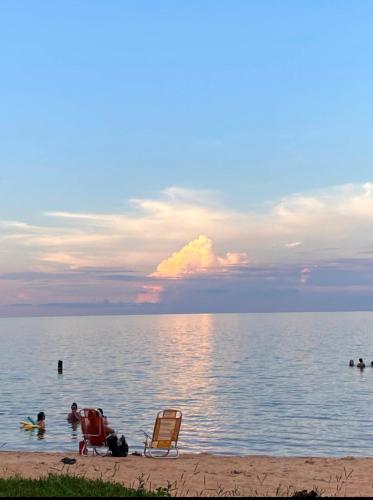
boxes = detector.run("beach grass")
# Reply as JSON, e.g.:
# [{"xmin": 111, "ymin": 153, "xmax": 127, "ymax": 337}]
[{"xmin": 0, "ymin": 474, "xmax": 170, "ymax": 497}]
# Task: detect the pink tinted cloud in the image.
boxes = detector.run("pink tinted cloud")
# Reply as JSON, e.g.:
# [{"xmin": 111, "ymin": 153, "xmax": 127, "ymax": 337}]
[
  {"xmin": 135, "ymin": 285, "xmax": 164, "ymax": 304},
  {"xmin": 300, "ymin": 267, "xmax": 311, "ymax": 284}
]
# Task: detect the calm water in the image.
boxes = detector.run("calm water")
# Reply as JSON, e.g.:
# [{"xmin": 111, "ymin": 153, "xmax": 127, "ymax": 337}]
[{"xmin": 1, "ymin": 311, "xmax": 373, "ymax": 456}]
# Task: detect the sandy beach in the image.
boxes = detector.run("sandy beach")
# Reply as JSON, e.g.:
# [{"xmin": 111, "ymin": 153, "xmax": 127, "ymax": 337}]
[{"xmin": 1, "ymin": 451, "xmax": 372, "ymax": 496}]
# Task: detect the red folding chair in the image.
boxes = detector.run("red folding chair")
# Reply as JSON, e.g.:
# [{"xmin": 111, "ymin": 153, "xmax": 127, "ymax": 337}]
[{"xmin": 79, "ymin": 408, "xmax": 111, "ymax": 456}]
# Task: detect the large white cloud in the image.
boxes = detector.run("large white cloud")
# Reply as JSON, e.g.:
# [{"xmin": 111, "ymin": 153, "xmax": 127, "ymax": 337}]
[
  {"xmin": 2, "ymin": 182, "xmax": 373, "ymax": 274},
  {"xmin": 150, "ymin": 235, "xmax": 249, "ymax": 278}
]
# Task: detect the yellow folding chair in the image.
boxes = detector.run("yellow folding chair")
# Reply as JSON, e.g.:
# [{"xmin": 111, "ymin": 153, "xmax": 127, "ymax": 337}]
[{"xmin": 142, "ymin": 409, "xmax": 182, "ymax": 458}]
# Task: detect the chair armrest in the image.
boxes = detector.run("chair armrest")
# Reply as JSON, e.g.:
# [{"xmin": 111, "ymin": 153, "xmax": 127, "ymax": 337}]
[{"xmin": 141, "ymin": 430, "xmax": 152, "ymax": 444}]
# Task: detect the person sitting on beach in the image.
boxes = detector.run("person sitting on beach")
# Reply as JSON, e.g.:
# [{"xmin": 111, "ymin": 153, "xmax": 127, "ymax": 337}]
[
  {"xmin": 36, "ymin": 411, "xmax": 46, "ymax": 430},
  {"xmin": 97, "ymin": 408, "xmax": 115, "ymax": 436},
  {"xmin": 67, "ymin": 402, "xmax": 80, "ymax": 423},
  {"xmin": 85, "ymin": 410, "xmax": 105, "ymax": 447},
  {"xmin": 357, "ymin": 358, "xmax": 366, "ymax": 368}
]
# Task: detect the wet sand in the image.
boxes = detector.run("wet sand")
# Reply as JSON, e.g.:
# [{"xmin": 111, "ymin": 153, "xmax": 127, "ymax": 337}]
[{"xmin": 0, "ymin": 451, "xmax": 372, "ymax": 496}]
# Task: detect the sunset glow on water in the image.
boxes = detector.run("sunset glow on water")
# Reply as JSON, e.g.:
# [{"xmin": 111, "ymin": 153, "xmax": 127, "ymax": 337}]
[{"xmin": 2, "ymin": 312, "xmax": 373, "ymax": 456}]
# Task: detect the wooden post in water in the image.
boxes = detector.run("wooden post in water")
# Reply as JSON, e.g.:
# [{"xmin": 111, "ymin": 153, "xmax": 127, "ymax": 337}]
[{"xmin": 58, "ymin": 360, "xmax": 63, "ymax": 374}]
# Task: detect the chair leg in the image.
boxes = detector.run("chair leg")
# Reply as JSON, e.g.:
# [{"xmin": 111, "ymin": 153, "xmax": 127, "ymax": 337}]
[
  {"xmin": 147, "ymin": 447, "xmax": 178, "ymax": 458},
  {"xmin": 94, "ymin": 446, "xmax": 110, "ymax": 456}
]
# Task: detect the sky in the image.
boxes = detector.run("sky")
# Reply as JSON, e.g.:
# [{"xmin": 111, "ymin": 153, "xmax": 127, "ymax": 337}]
[{"xmin": 2, "ymin": 0, "xmax": 373, "ymax": 316}]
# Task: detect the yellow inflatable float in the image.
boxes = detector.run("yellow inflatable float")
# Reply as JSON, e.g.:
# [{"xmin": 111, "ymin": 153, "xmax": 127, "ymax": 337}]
[{"xmin": 20, "ymin": 417, "xmax": 41, "ymax": 430}]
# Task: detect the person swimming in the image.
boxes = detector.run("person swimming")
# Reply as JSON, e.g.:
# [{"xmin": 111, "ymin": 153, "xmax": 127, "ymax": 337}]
[
  {"xmin": 357, "ymin": 358, "xmax": 366, "ymax": 369},
  {"xmin": 67, "ymin": 402, "xmax": 81, "ymax": 423},
  {"xmin": 36, "ymin": 411, "xmax": 46, "ymax": 430}
]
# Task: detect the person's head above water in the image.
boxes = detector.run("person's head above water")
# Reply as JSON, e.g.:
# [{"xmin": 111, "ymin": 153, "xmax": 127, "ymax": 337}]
[
  {"xmin": 67, "ymin": 402, "xmax": 81, "ymax": 423},
  {"xmin": 359, "ymin": 358, "xmax": 364, "ymax": 363},
  {"xmin": 37, "ymin": 411, "xmax": 45, "ymax": 421}
]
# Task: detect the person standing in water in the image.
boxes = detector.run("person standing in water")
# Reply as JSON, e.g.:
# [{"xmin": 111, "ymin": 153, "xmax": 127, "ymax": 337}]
[
  {"xmin": 67, "ymin": 402, "xmax": 81, "ymax": 423},
  {"xmin": 357, "ymin": 358, "xmax": 366, "ymax": 368}
]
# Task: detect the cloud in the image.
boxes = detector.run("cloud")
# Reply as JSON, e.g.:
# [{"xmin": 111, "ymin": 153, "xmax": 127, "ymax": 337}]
[
  {"xmin": 4, "ymin": 181, "xmax": 373, "ymax": 278},
  {"xmin": 135, "ymin": 285, "xmax": 164, "ymax": 304},
  {"xmin": 0, "ymin": 267, "xmax": 151, "ymax": 308},
  {"xmin": 284, "ymin": 241, "xmax": 303, "ymax": 248},
  {"xmin": 149, "ymin": 235, "xmax": 249, "ymax": 278},
  {"xmin": 300, "ymin": 267, "xmax": 311, "ymax": 284},
  {"xmin": 4, "ymin": 257, "xmax": 373, "ymax": 316}
]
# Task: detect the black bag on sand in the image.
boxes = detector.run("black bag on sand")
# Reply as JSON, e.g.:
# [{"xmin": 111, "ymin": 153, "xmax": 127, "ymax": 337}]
[{"xmin": 107, "ymin": 434, "xmax": 129, "ymax": 457}]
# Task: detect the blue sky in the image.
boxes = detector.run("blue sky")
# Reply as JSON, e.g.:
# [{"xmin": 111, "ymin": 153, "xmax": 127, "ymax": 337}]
[{"xmin": 1, "ymin": 1, "xmax": 373, "ymax": 316}]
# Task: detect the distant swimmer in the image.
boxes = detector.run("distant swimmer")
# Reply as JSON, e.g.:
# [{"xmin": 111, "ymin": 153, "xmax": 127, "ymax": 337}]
[
  {"xmin": 357, "ymin": 358, "xmax": 366, "ymax": 369},
  {"xmin": 370, "ymin": 361, "xmax": 373, "ymax": 367},
  {"xmin": 36, "ymin": 411, "xmax": 46, "ymax": 430},
  {"xmin": 349, "ymin": 359, "xmax": 354, "ymax": 367},
  {"xmin": 20, "ymin": 412, "xmax": 45, "ymax": 431}
]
